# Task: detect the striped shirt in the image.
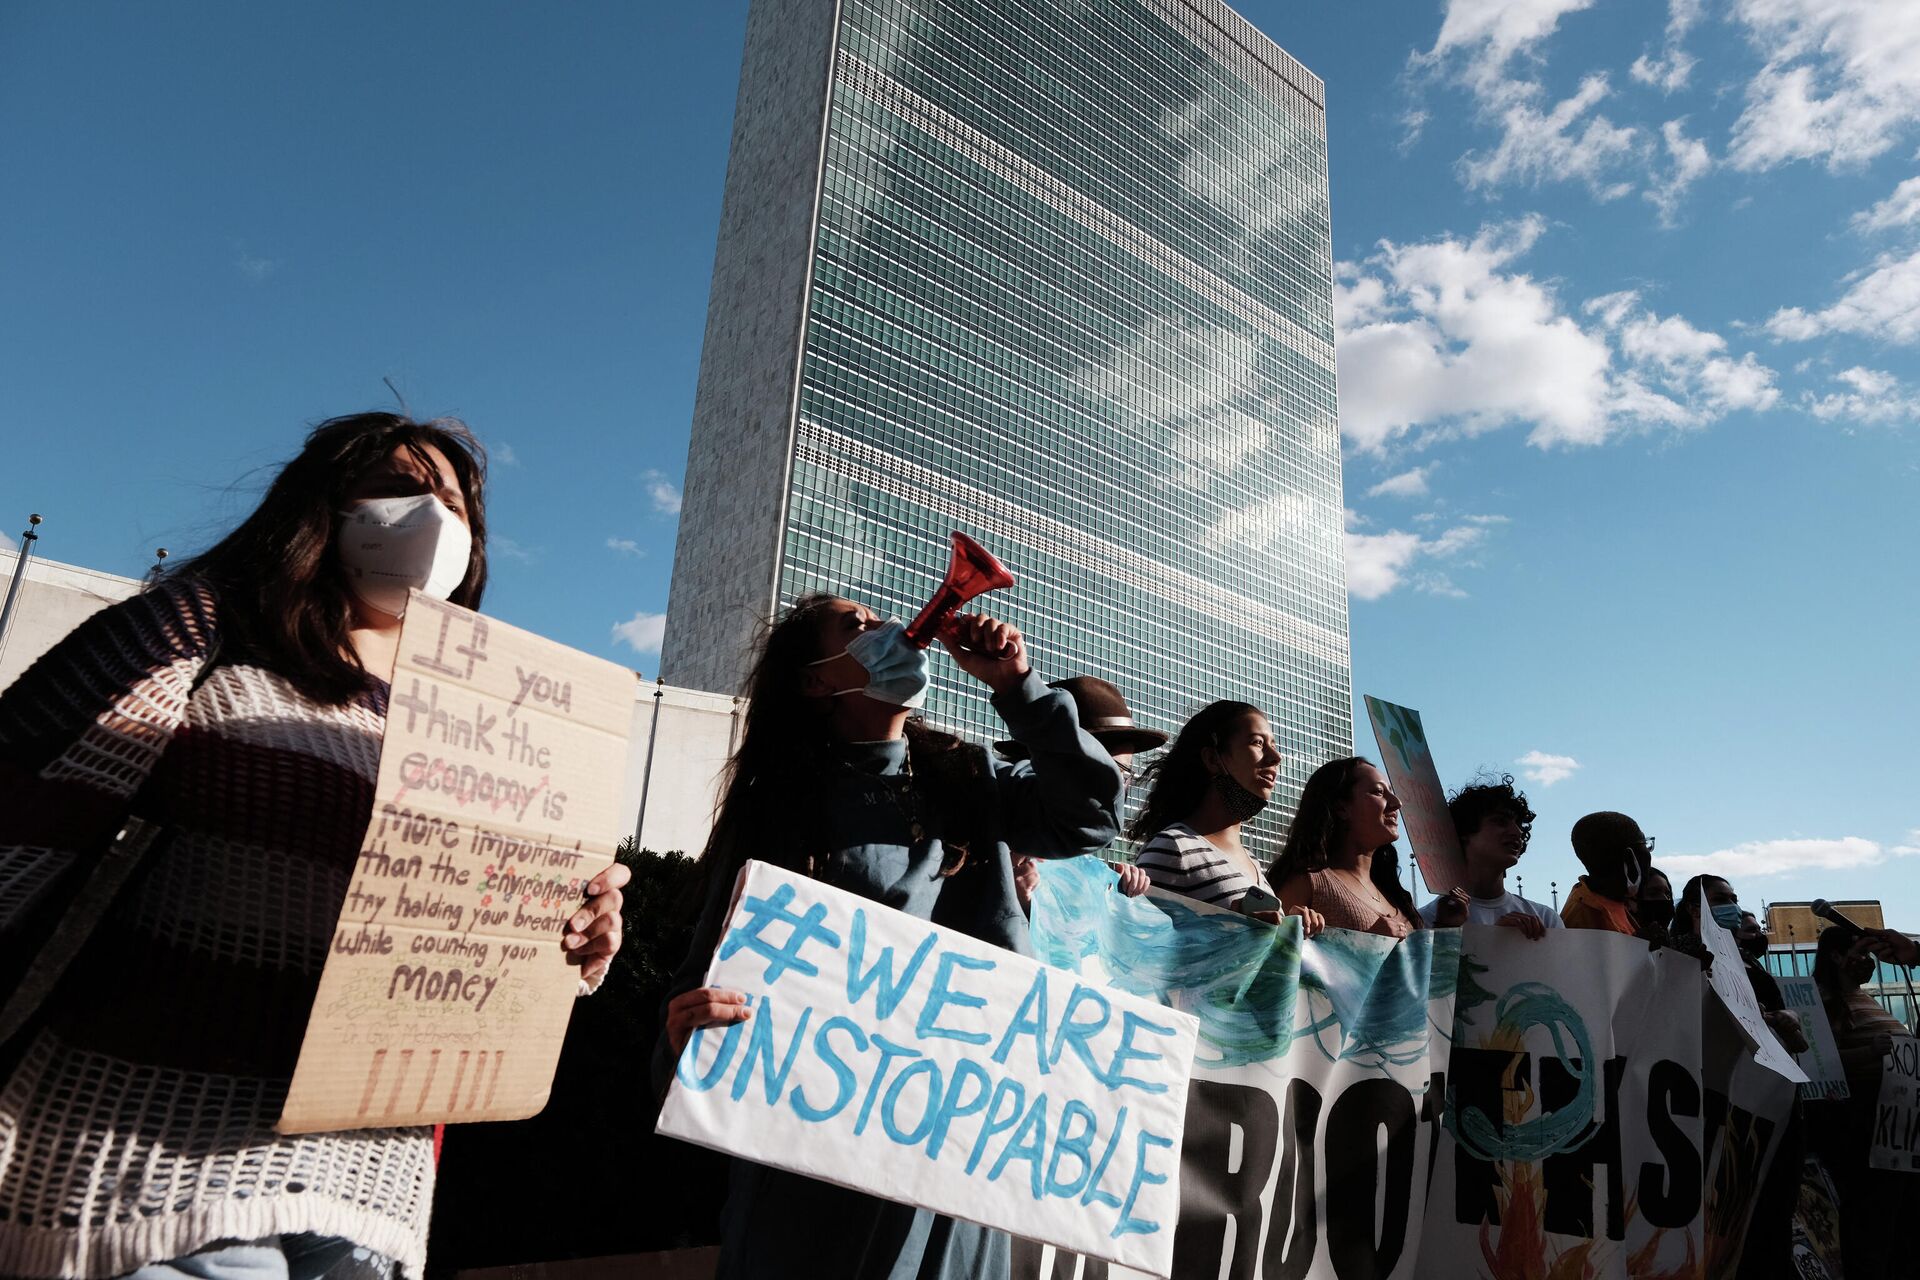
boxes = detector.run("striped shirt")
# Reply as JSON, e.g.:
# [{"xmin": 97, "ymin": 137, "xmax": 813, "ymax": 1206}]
[{"xmin": 1136, "ymin": 822, "xmax": 1273, "ymax": 909}]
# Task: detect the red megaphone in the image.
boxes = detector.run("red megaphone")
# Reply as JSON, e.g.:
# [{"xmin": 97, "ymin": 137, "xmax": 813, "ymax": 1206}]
[{"xmin": 901, "ymin": 532, "xmax": 1016, "ymax": 650}]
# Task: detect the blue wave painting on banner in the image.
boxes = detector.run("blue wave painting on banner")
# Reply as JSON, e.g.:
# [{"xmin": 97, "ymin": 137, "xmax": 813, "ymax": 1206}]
[{"xmin": 1024, "ymin": 857, "xmax": 1780, "ymax": 1280}]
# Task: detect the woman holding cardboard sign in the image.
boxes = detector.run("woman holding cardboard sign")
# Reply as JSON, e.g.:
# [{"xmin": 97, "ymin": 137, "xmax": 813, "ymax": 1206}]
[
  {"xmin": 658, "ymin": 590, "xmax": 1123, "ymax": 1279},
  {"xmin": 0, "ymin": 413, "xmax": 628, "ymax": 1280}
]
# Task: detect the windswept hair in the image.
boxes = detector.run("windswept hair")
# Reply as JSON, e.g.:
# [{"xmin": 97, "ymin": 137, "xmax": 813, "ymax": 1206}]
[
  {"xmin": 1124, "ymin": 700, "xmax": 1263, "ymax": 844},
  {"xmin": 165, "ymin": 412, "xmax": 488, "ymax": 704},
  {"xmin": 1269, "ymin": 755, "xmax": 1423, "ymax": 929},
  {"xmin": 697, "ymin": 594, "xmax": 991, "ymax": 893},
  {"xmin": 1446, "ymin": 772, "xmax": 1536, "ymax": 851}
]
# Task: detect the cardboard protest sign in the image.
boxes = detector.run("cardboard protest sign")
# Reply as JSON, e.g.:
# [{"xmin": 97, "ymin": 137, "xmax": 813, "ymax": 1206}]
[
  {"xmin": 280, "ymin": 594, "xmax": 634, "ymax": 1133},
  {"xmin": 1697, "ymin": 908, "xmax": 1808, "ymax": 1083},
  {"xmin": 1870, "ymin": 1033, "xmax": 1920, "ymax": 1172},
  {"xmin": 656, "ymin": 859, "xmax": 1199, "ymax": 1278},
  {"xmin": 1778, "ymin": 975, "xmax": 1849, "ymax": 1100},
  {"xmin": 1027, "ymin": 857, "xmax": 1459, "ymax": 1280},
  {"xmin": 1364, "ymin": 696, "xmax": 1467, "ymax": 896}
]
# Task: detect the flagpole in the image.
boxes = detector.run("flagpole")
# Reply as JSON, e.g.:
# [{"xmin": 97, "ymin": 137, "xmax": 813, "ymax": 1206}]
[{"xmin": 0, "ymin": 513, "xmax": 43, "ymax": 671}]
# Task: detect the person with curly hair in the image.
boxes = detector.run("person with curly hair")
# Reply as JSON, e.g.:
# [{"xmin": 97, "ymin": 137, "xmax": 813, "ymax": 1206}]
[
  {"xmin": 1270, "ymin": 756, "xmax": 1435, "ymax": 937},
  {"xmin": 1417, "ymin": 773, "xmax": 1561, "ymax": 937},
  {"xmin": 653, "ymin": 594, "xmax": 1122, "ymax": 1279}
]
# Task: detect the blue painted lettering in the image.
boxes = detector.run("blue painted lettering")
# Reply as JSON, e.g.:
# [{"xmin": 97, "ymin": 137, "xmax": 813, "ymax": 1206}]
[
  {"xmin": 881, "ymin": 1060, "xmax": 944, "ymax": 1146},
  {"xmin": 789, "ymin": 1016, "xmax": 867, "ymax": 1122},
  {"xmin": 845, "ymin": 909, "xmax": 937, "ymax": 1019},
  {"xmin": 1111, "ymin": 1128, "xmax": 1174, "ymax": 1238},
  {"xmin": 916, "ymin": 950, "xmax": 995, "ymax": 1046}
]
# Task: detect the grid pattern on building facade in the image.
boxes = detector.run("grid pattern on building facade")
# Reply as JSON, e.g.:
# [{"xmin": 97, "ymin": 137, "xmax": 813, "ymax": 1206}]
[{"xmin": 774, "ymin": 0, "xmax": 1347, "ymax": 842}]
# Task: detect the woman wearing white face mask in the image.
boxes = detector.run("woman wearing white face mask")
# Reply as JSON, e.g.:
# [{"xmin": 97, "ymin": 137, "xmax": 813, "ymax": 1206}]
[
  {"xmin": 0, "ymin": 413, "xmax": 629, "ymax": 1280},
  {"xmin": 655, "ymin": 593, "xmax": 1122, "ymax": 1280}
]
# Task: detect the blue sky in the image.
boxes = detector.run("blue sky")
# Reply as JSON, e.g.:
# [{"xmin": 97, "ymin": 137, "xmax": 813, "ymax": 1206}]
[{"xmin": 4, "ymin": 0, "xmax": 1915, "ymax": 929}]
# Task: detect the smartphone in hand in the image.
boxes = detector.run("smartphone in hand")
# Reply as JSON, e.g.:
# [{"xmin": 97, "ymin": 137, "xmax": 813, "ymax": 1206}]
[{"xmin": 1238, "ymin": 887, "xmax": 1281, "ymax": 915}]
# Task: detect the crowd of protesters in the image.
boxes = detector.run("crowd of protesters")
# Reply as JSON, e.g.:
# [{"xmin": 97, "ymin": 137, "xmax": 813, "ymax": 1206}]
[{"xmin": 2, "ymin": 411, "xmax": 1915, "ymax": 1280}]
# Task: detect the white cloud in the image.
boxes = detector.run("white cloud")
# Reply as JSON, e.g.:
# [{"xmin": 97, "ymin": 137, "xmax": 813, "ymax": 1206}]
[
  {"xmin": 493, "ymin": 443, "xmax": 520, "ymax": 467},
  {"xmin": 492, "ymin": 537, "xmax": 535, "ymax": 565},
  {"xmin": 1804, "ymin": 366, "xmax": 1920, "ymax": 427},
  {"xmin": 1423, "ymin": 0, "xmax": 1597, "ymax": 86},
  {"xmin": 644, "ymin": 469, "xmax": 683, "ymax": 515},
  {"xmin": 1336, "ymin": 221, "xmax": 1776, "ymax": 450},
  {"xmin": 1662, "ymin": 836, "xmax": 1887, "ymax": 879},
  {"xmin": 1336, "ymin": 217, "xmax": 1614, "ymax": 450},
  {"xmin": 1629, "ymin": 0, "xmax": 1703, "ymax": 93},
  {"xmin": 0, "ymin": 530, "xmax": 15, "ymax": 554},
  {"xmin": 1366, "ymin": 465, "xmax": 1433, "ymax": 499},
  {"xmin": 1764, "ymin": 248, "xmax": 1920, "ymax": 344},
  {"xmin": 1515, "ymin": 749, "xmax": 1581, "ymax": 786},
  {"xmin": 605, "ymin": 537, "xmax": 646, "ymax": 558},
  {"xmin": 234, "ymin": 246, "xmax": 277, "ymax": 283},
  {"xmin": 612, "ymin": 611, "xmax": 667, "ymax": 655},
  {"xmin": 1729, "ymin": 0, "xmax": 1920, "ymax": 173},
  {"xmin": 1345, "ymin": 521, "xmax": 1492, "ymax": 600},
  {"xmin": 1853, "ymin": 177, "xmax": 1920, "ymax": 234},
  {"xmin": 1415, "ymin": 0, "xmax": 1643, "ymax": 201},
  {"xmin": 1458, "ymin": 74, "xmax": 1639, "ymax": 199},
  {"xmin": 1643, "ymin": 119, "xmax": 1713, "ymax": 227},
  {"xmin": 1592, "ymin": 295, "xmax": 1783, "ymax": 418}
]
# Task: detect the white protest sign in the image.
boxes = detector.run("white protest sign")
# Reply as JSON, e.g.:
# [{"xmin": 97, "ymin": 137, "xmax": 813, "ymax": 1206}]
[
  {"xmin": 1777, "ymin": 976, "xmax": 1849, "ymax": 1100},
  {"xmin": 1870, "ymin": 1033, "xmax": 1920, "ymax": 1172},
  {"xmin": 1698, "ymin": 908, "xmax": 1808, "ymax": 1083},
  {"xmin": 656, "ymin": 859, "xmax": 1199, "ymax": 1278}
]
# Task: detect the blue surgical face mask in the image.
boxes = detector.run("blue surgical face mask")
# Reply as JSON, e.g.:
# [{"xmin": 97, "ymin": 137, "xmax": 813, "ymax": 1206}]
[
  {"xmin": 1710, "ymin": 901, "xmax": 1744, "ymax": 932},
  {"xmin": 808, "ymin": 619, "xmax": 930, "ymax": 709}
]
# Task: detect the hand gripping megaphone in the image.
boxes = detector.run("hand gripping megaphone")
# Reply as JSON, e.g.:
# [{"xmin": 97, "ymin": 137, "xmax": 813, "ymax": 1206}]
[{"xmin": 901, "ymin": 532, "xmax": 1016, "ymax": 653}]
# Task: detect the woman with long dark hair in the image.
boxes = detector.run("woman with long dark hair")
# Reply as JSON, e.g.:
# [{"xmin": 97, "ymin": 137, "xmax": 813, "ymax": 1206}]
[
  {"xmin": 1269, "ymin": 756, "xmax": 1432, "ymax": 937},
  {"xmin": 656, "ymin": 594, "xmax": 1121, "ymax": 1279},
  {"xmin": 1125, "ymin": 700, "xmax": 1323, "ymax": 933},
  {"xmin": 0, "ymin": 413, "xmax": 628, "ymax": 1280}
]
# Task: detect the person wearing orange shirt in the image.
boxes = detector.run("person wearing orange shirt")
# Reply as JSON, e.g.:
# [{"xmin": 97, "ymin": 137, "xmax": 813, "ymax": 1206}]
[{"xmin": 1560, "ymin": 811, "xmax": 1651, "ymax": 934}]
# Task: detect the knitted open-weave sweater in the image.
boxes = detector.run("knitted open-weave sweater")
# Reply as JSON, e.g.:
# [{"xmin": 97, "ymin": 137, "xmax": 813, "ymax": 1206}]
[{"xmin": 0, "ymin": 578, "xmax": 434, "ymax": 1278}]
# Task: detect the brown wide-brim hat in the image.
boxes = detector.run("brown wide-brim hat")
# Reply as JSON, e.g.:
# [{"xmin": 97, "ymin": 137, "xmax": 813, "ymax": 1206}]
[{"xmin": 996, "ymin": 676, "xmax": 1169, "ymax": 761}]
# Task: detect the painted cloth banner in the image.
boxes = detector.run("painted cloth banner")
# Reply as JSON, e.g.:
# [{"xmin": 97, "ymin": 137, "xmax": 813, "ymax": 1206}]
[
  {"xmin": 1029, "ymin": 859, "xmax": 1795, "ymax": 1279},
  {"xmin": 1777, "ymin": 976, "xmax": 1849, "ymax": 1100},
  {"xmin": 1026, "ymin": 856, "xmax": 1460, "ymax": 1280},
  {"xmin": 656, "ymin": 860, "xmax": 1201, "ymax": 1277},
  {"xmin": 1364, "ymin": 697, "xmax": 1466, "ymax": 896},
  {"xmin": 1869, "ymin": 1032, "xmax": 1920, "ymax": 1171},
  {"xmin": 1426, "ymin": 927, "xmax": 1713, "ymax": 1278}
]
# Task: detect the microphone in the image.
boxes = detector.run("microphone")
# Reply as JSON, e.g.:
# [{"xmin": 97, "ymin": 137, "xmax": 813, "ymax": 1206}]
[{"xmin": 1811, "ymin": 899, "xmax": 1866, "ymax": 938}]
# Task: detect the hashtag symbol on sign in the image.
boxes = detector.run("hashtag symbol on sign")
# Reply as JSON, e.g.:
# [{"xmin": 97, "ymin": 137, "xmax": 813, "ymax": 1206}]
[{"xmin": 718, "ymin": 883, "xmax": 842, "ymax": 984}]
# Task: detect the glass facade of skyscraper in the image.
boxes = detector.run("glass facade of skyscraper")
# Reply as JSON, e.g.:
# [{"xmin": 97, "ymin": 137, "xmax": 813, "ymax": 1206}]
[
  {"xmin": 777, "ymin": 0, "xmax": 1343, "ymax": 836},
  {"xmin": 665, "ymin": 0, "xmax": 1345, "ymax": 843}
]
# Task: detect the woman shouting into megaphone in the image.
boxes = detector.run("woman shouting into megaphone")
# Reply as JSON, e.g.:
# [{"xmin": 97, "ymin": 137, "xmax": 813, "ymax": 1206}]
[{"xmin": 654, "ymin": 592, "xmax": 1123, "ymax": 1280}]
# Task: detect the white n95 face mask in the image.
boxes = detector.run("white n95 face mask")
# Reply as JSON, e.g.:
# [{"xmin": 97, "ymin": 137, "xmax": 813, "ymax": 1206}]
[{"xmin": 335, "ymin": 494, "xmax": 472, "ymax": 618}]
